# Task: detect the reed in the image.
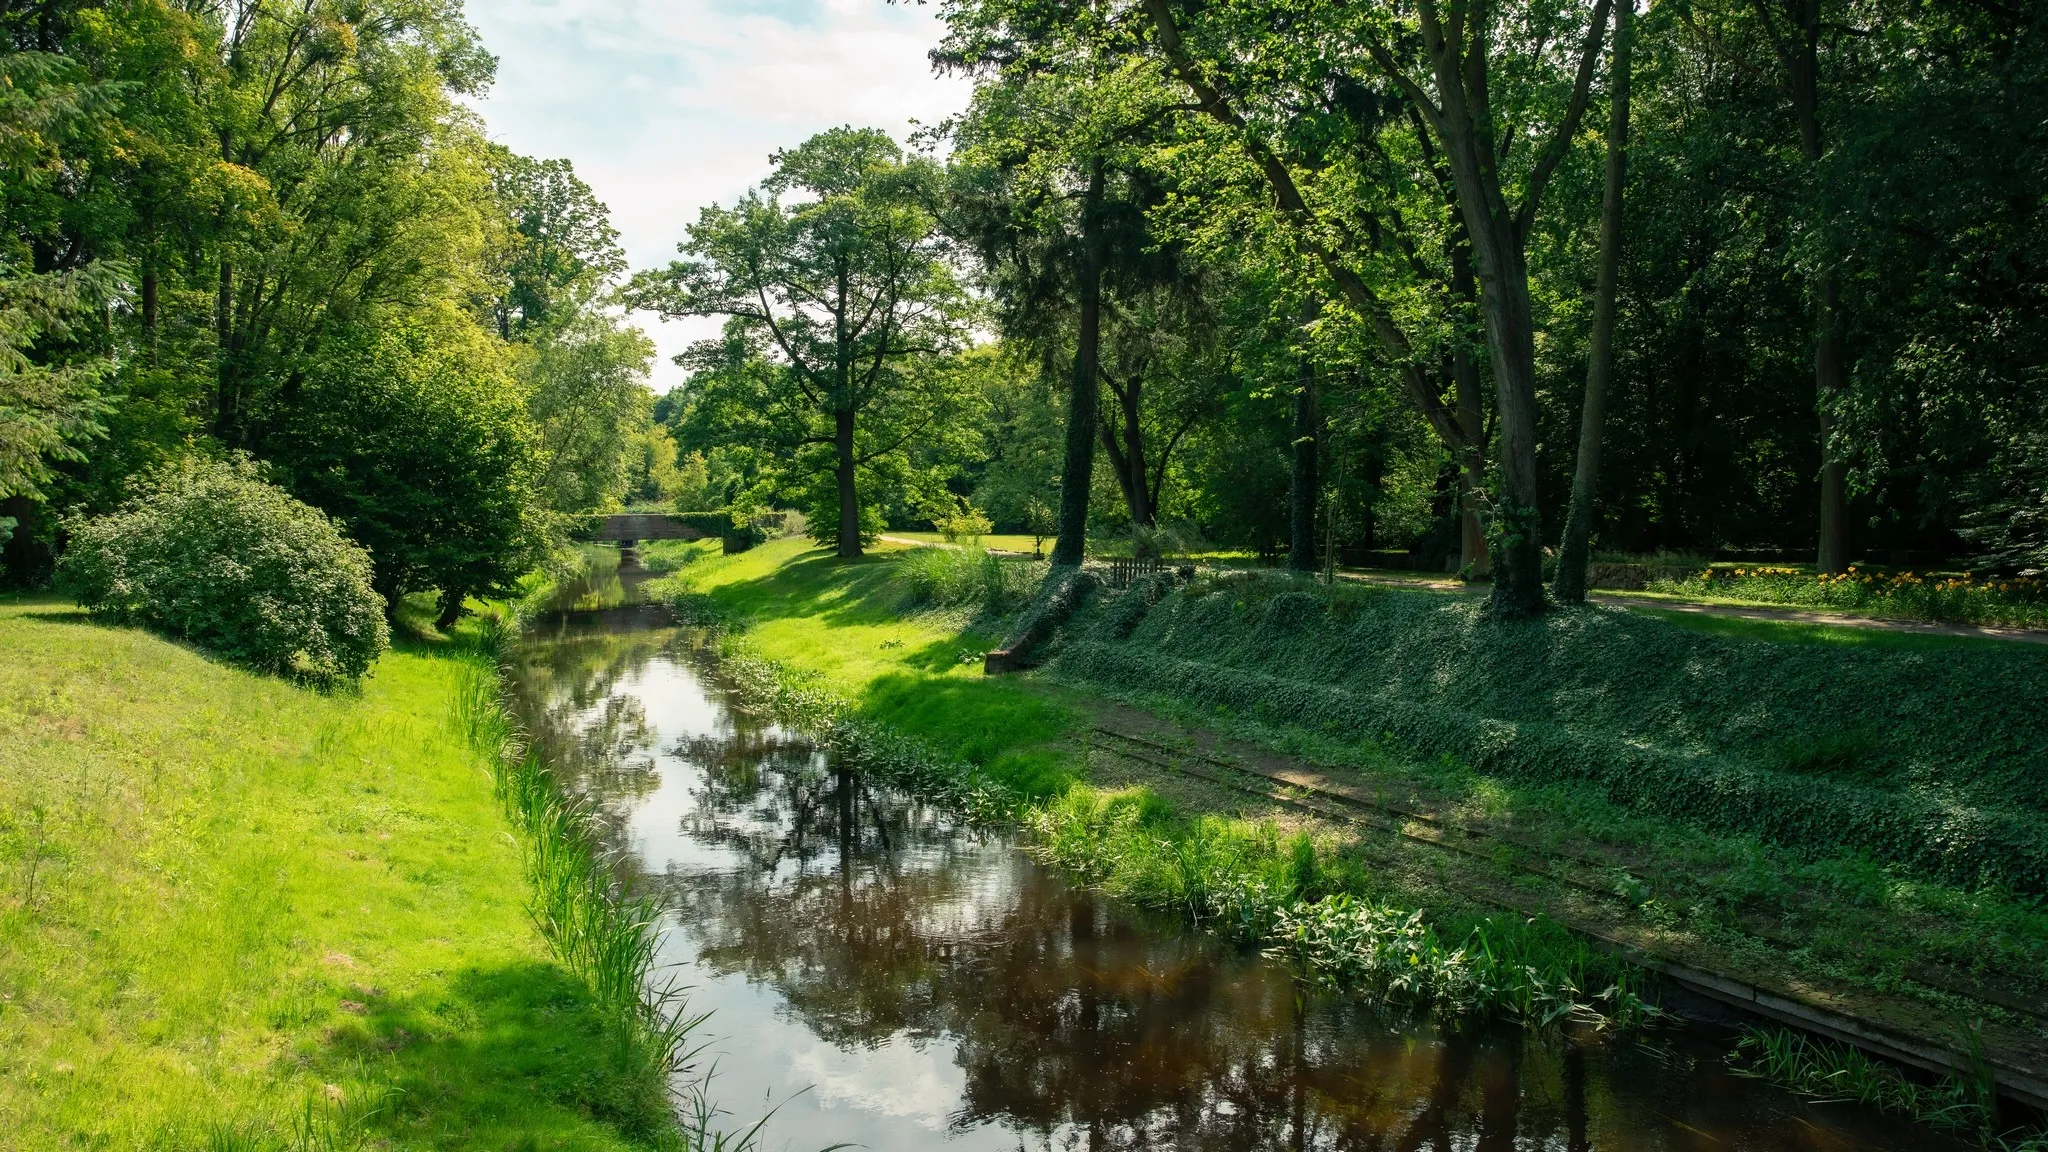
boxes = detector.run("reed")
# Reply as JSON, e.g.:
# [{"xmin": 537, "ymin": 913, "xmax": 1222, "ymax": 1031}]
[
  {"xmin": 455, "ymin": 613, "xmax": 769, "ymax": 1150},
  {"xmin": 1729, "ymin": 1026, "xmax": 2047, "ymax": 1149}
]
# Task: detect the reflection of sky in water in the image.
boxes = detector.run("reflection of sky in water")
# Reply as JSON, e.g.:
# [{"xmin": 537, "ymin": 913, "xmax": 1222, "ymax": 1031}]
[
  {"xmin": 590, "ymin": 652, "xmax": 1027, "ymax": 1148},
  {"xmin": 508, "ymin": 573, "xmax": 1968, "ymax": 1152}
]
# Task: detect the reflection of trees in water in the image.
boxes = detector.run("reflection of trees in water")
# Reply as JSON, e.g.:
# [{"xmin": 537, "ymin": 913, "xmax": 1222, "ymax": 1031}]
[
  {"xmin": 648, "ymin": 733, "xmax": 1587, "ymax": 1151},
  {"xmin": 506, "ymin": 615, "xmax": 1899, "ymax": 1152},
  {"xmin": 505, "ymin": 626, "xmax": 678, "ymax": 828}
]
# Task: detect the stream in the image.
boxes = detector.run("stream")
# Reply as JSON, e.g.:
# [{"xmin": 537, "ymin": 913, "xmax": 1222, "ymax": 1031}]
[{"xmin": 503, "ymin": 555, "xmax": 1963, "ymax": 1151}]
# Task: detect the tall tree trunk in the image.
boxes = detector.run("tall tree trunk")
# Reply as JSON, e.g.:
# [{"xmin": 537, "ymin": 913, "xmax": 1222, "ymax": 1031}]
[
  {"xmin": 1779, "ymin": 0, "xmax": 1850, "ymax": 572},
  {"xmin": 1425, "ymin": 80, "xmax": 1553, "ymax": 608},
  {"xmin": 214, "ymin": 129, "xmax": 237, "ymax": 444},
  {"xmin": 1051, "ymin": 163, "xmax": 1106, "ymax": 568},
  {"xmin": 1556, "ymin": 0, "xmax": 1632, "ymax": 604},
  {"xmin": 141, "ymin": 261, "xmax": 158, "ymax": 365},
  {"xmin": 1407, "ymin": 0, "xmax": 1612, "ymax": 613},
  {"xmin": 834, "ymin": 406, "xmax": 860, "ymax": 559},
  {"xmin": 1120, "ymin": 377, "xmax": 1151, "ymax": 529},
  {"xmin": 1289, "ymin": 351, "xmax": 1319, "ymax": 572},
  {"xmin": 1452, "ymin": 346, "xmax": 1489, "ymax": 575},
  {"xmin": 215, "ymin": 256, "xmax": 235, "ymax": 442},
  {"xmin": 435, "ymin": 587, "xmax": 465, "ymax": 631}
]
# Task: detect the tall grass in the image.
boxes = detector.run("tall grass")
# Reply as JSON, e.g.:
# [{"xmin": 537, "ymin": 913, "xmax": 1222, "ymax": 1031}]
[
  {"xmin": 1729, "ymin": 1026, "xmax": 2047, "ymax": 1149},
  {"xmin": 455, "ymin": 614, "xmax": 773, "ymax": 1150},
  {"xmin": 896, "ymin": 546, "xmax": 1044, "ymax": 615}
]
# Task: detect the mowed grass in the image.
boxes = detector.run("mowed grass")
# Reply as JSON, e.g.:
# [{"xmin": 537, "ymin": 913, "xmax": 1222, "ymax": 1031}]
[
  {"xmin": 0, "ymin": 597, "xmax": 668, "ymax": 1150},
  {"xmin": 658, "ymin": 537, "xmax": 1082, "ymax": 794}
]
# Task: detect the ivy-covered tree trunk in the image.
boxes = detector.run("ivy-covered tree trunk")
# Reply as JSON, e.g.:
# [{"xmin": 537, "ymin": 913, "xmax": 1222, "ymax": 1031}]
[
  {"xmin": 1051, "ymin": 163, "xmax": 1105, "ymax": 568},
  {"xmin": 1557, "ymin": 0, "xmax": 1632, "ymax": 603},
  {"xmin": 1288, "ymin": 353, "xmax": 1318, "ymax": 572},
  {"xmin": 834, "ymin": 406, "xmax": 860, "ymax": 559}
]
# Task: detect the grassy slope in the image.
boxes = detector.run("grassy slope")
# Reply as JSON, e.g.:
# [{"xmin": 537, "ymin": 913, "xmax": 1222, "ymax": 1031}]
[
  {"xmin": 667, "ymin": 543, "xmax": 2046, "ymax": 1023},
  {"xmin": 0, "ymin": 598, "xmax": 665, "ymax": 1151},
  {"xmin": 660, "ymin": 538, "xmax": 1083, "ymax": 794}
]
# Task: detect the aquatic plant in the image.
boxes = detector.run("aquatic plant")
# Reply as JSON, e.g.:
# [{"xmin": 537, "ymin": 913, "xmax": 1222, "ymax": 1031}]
[
  {"xmin": 457, "ymin": 615, "xmax": 777, "ymax": 1148},
  {"xmin": 703, "ymin": 632, "xmax": 1654, "ymax": 1030},
  {"xmin": 1728, "ymin": 1026, "xmax": 2047, "ymax": 1149}
]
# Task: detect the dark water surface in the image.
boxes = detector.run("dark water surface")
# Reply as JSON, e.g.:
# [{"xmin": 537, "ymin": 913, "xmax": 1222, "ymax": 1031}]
[{"xmin": 505, "ymin": 558, "xmax": 1959, "ymax": 1151}]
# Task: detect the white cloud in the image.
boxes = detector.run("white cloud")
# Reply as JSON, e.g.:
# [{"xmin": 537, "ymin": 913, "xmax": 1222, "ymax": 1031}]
[{"xmin": 465, "ymin": 0, "xmax": 973, "ymax": 392}]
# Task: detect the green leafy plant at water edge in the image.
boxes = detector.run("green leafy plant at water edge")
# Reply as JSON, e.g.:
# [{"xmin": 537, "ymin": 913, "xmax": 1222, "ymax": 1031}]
[
  {"xmin": 703, "ymin": 634, "xmax": 1653, "ymax": 1030},
  {"xmin": 1728, "ymin": 1027, "xmax": 2048, "ymax": 1149},
  {"xmin": 1271, "ymin": 895, "xmax": 1650, "ymax": 1028},
  {"xmin": 456, "ymin": 616, "xmax": 778, "ymax": 1149}
]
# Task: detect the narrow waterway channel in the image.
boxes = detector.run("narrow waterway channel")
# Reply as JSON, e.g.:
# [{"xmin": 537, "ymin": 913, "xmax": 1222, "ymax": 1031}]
[{"xmin": 505, "ymin": 555, "xmax": 1966, "ymax": 1151}]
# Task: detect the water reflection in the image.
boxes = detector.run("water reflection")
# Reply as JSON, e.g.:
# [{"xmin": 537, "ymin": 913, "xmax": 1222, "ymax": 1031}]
[{"xmin": 505, "ymin": 560, "xmax": 1962, "ymax": 1151}]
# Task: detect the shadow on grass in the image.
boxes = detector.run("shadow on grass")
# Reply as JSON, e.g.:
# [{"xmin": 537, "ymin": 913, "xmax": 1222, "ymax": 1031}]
[{"xmin": 316, "ymin": 960, "xmax": 673, "ymax": 1148}]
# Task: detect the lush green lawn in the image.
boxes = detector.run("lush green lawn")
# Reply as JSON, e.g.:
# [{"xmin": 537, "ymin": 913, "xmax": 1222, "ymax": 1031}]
[
  {"xmin": 659, "ymin": 539, "xmax": 1082, "ymax": 786},
  {"xmin": 0, "ymin": 598, "xmax": 668, "ymax": 1150}
]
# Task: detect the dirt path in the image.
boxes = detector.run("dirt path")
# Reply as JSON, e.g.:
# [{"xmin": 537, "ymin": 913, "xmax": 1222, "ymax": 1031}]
[
  {"xmin": 880, "ymin": 534, "xmax": 2048, "ymax": 644},
  {"xmin": 1312, "ymin": 566, "xmax": 2048, "ymax": 645}
]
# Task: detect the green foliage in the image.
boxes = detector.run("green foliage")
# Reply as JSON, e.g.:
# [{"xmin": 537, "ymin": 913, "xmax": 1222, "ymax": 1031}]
[
  {"xmin": 1272, "ymin": 895, "xmax": 1650, "ymax": 1026},
  {"xmin": 632, "ymin": 127, "xmax": 969, "ymax": 557},
  {"xmin": 273, "ymin": 319, "xmax": 545, "ymax": 604},
  {"xmin": 930, "ymin": 498, "xmax": 993, "ymax": 542},
  {"xmin": 1049, "ymin": 572, "xmax": 2048, "ymax": 893},
  {"xmin": 58, "ymin": 455, "xmax": 388, "ymax": 685},
  {"xmin": 895, "ymin": 546, "xmax": 1041, "ymax": 614},
  {"xmin": 1728, "ymin": 1027, "xmax": 2028, "ymax": 1144}
]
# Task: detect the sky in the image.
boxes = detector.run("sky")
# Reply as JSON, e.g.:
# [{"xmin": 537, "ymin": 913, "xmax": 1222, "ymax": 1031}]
[{"xmin": 464, "ymin": 0, "xmax": 974, "ymax": 393}]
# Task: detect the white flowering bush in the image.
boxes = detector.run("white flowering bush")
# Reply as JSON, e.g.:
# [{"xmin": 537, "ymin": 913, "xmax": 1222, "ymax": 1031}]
[{"xmin": 58, "ymin": 455, "xmax": 389, "ymax": 686}]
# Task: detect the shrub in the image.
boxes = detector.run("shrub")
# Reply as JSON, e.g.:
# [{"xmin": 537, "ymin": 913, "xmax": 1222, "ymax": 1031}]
[
  {"xmin": 58, "ymin": 456, "xmax": 389, "ymax": 685},
  {"xmin": 896, "ymin": 545, "xmax": 1041, "ymax": 614}
]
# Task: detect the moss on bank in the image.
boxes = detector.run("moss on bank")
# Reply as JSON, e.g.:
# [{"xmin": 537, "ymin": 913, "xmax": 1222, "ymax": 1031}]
[{"xmin": 0, "ymin": 597, "xmax": 674, "ymax": 1149}]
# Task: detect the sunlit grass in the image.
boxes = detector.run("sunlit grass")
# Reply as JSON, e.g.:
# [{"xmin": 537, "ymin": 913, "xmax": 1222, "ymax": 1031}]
[{"xmin": 0, "ymin": 596, "xmax": 671, "ymax": 1149}]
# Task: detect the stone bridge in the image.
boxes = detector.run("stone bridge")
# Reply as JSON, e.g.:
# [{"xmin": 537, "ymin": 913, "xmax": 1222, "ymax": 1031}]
[{"xmin": 586, "ymin": 514, "xmax": 705, "ymax": 546}]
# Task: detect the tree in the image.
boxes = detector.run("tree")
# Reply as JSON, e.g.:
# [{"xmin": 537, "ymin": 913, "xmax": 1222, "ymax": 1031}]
[
  {"xmin": 1137, "ymin": 0, "xmax": 1615, "ymax": 613},
  {"xmin": 271, "ymin": 315, "xmax": 544, "ymax": 622},
  {"xmin": 631, "ymin": 128, "xmax": 967, "ymax": 558},
  {"xmin": 1555, "ymin": 0, "xmax": 1633, "ymax": 602},
  {"xmin": 490, "ymin": 152, "xmax": 626, "ymax": 340},
  {"xmin": 522, "ymin": 312, "xmax": 656, "ymax": 519}
]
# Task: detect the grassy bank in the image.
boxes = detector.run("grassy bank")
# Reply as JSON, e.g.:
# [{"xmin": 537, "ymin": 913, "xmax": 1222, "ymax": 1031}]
[
  {"xmin": 655, "ymin": 539, "xmax": 2048, "ymax": 1129},
  {"xmin": 648, "ymin": 539, "xmax": 1650, "ymax": 1024},
  {"xmin": 0, "ymin": 597, "xmax": 675, "ymax": 1149}
]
